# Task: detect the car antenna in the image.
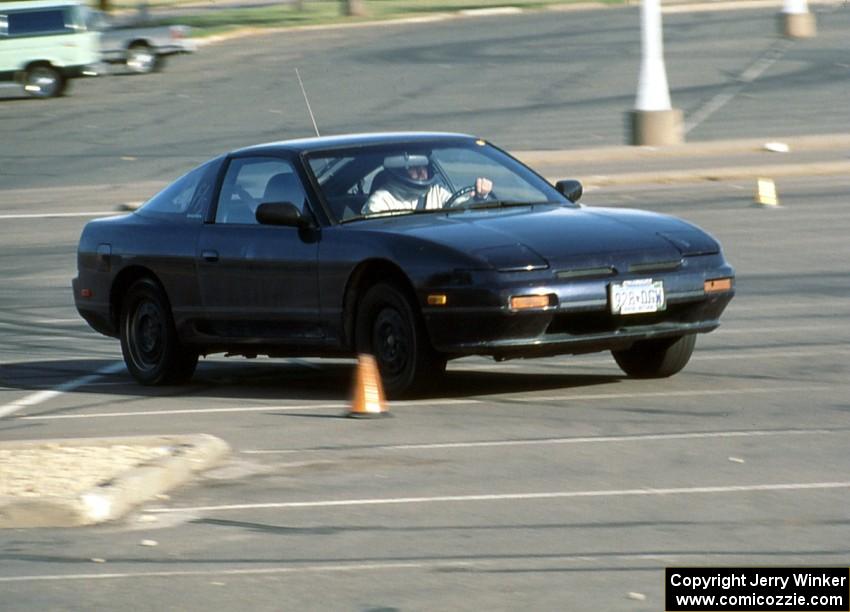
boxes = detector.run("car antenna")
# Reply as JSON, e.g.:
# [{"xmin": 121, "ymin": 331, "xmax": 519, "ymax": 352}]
[{"xmin": 295, "ymin": 68, "xmax": 320, "ymax": 138}]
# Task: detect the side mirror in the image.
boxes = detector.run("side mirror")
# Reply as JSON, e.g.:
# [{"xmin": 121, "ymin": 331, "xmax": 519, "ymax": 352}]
[
  {"xmin": 555, "ymin": 179, "xmax": 583, "ymax": 203},
  {"xmin": 256, "ymin": 202, "xmax": 310, "ymax": 228}
]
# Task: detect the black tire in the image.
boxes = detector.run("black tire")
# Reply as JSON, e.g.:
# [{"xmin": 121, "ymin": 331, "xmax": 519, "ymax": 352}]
[
  {"xmin": 355, "ymin": 283, "xmax": 446, "ymax": 397},
  {"xmin": 24, "ymin": 64, "xmax": 66, "ymax": 98},
  {"xmin": 126, "ymin": 43, "xmax": 162, "ymax": 74},
  {"xmin": 612, "ymin": 334, "xmax": 696, "ymax": 379},
  {"xmin": 119, "ymin": 278, "xmax": 198, "ymax": 385}
]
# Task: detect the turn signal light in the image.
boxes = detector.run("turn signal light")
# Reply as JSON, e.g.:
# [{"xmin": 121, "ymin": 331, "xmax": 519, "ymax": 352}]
[
  {"xmin": 510, "ymin": 294, "xmax": 553, "ymax": 310},
  {"xmin": 704, "ymin": 278, "xmax": 732, "ymax": 293},
  {"xmin": 427, "ymin": 294, "xmax": 447, "ymax": 306}
]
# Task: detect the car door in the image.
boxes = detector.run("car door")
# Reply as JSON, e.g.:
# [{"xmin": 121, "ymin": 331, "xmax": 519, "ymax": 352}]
[{"xmin": 196, "ymin": 154, "xmax": 322, "ymax": 342}]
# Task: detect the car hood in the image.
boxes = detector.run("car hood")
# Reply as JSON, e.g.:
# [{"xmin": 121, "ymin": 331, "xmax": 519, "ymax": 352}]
[{"xmin": 360, "ymin": 204, "xmax": 718, "ymax": 271}]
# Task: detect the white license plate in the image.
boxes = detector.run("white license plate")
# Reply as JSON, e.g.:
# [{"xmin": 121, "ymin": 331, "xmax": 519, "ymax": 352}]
[{"xmin": 609, "ymin": 279, "xmax": 666, "ymax": 315}]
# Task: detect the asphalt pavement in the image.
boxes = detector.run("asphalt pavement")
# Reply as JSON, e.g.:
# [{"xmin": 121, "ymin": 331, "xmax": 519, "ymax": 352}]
[
  {"xmin": 2, "ymin": 4, "xmax": 849, "ymax": 191},
  {"xmin": 1, "ymin": 174, "xmax": 848, "ymax": 610}
]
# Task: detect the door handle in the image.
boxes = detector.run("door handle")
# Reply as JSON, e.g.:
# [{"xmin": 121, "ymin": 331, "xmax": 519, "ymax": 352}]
[{"xmin": 201, "ymin": 250, "xmax": 219, "ymax": 262}]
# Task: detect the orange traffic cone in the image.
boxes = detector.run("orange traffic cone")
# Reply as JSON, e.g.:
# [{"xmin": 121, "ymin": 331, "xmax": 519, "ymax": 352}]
[{"xmin": 347, "ymin": 354, "xmax": 390, "ymax": 418}]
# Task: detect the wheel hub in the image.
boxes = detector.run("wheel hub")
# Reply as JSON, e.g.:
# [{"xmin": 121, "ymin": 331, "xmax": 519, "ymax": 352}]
[
  {"xmin": 130, "ymin": 301, "xmax": 164, "ymax": 370},
  {"xmin": 374, "ymin": 308, "xmax": 408, "ymax": 376}
]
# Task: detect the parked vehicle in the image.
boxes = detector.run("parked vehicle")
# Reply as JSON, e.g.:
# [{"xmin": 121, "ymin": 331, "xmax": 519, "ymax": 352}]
[
  {"xmin": 84, "ymin": 8, "xmax": 195, "ymax": 74},
  {"xmin": 0, "ymin": 0, "xmax": 99, "ymax": 98},
  {"xmin": 73, "ymin": 132, "xmax": 736, "ymax": 397}
]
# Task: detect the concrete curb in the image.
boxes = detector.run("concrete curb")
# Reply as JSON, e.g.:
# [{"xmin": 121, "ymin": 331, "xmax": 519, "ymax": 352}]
[
  {"xmin": 0, "ymin": 434, "xmax": 230, "ymax": 528},
  {"xmin": 564, "ymin": 160, "xmax": 850, "ymax": 187},
  {"xmin": 513, "ymin": 133, "xmax": 850, "ymax": 165}
]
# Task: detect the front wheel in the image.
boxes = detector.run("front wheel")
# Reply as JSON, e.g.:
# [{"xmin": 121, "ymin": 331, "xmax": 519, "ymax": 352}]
[
  {"xmin": 120, "ymin": 278, "xmax": 198, "ymax": 385},
  {"xmin": 24, "ymin": 65, "xmax": 66, "ymax": 98},
  {"xmin": 126, "ymin": 43, "xmax": 162, "ymax": 73},
  {"xmin": 355, "ymin": 283, "xmax": 445, "ymax": 397},
  {"xmin": 612, "ymin": 334, "xmax": 696, "ymax": 378}
]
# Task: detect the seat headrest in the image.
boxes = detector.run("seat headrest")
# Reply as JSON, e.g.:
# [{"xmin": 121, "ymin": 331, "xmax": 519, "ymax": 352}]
[{"xmin": 263, "ymin": 173, "xmax": 305, "ymax": 206}]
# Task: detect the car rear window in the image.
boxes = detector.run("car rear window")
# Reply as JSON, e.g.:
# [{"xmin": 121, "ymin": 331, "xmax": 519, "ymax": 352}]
[{"xmin": 137, "ymin": 157, "xmax": 223, "ymax": 222}]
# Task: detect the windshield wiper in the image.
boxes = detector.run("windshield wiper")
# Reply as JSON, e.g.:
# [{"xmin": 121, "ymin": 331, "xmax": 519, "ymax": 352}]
[
  {"xmin": 450, "ymin": 200, "xmax": 553, "ymax": 211},
  {"xmin": 339, "ymin": 209, "xmax": 418, "ymax": 224}
]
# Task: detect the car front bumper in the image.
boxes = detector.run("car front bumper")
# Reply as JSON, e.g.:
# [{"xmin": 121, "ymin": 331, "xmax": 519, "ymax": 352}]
[{"xmin": 420, "ymin": 260, "xmax": 735, "ymax": 358}]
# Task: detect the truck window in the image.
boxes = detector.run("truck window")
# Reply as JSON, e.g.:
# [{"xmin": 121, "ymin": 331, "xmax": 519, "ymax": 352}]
[{"xmin": 7, "ymin": 9, "xmax": 70, "ymax": 36}]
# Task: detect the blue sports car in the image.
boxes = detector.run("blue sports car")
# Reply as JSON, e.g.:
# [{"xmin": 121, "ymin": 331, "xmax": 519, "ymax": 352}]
[{"xmin": 74, "ymin": 132, "xmax": 735, "ymax": 396}]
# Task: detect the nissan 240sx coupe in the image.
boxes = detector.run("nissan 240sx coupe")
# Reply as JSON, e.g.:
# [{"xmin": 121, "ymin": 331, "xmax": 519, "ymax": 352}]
[{"xmin": 74, "ymin": 133, "xmax": 735, "ymax": 396}]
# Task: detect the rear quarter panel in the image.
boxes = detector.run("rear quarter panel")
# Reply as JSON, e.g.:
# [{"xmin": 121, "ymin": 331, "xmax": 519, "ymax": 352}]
[{"xmin": 76, "ymin": 213, "xmax": 203, "ymax": 334}]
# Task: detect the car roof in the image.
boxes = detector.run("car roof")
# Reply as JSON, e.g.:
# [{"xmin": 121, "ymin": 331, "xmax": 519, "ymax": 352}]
[{"xmin": 233, "ymin": 132, "xmax": 479, "ymax": 156}]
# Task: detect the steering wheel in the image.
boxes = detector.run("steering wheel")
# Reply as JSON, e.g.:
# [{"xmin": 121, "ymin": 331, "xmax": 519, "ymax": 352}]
[{"xmin": 443, "ymin": 185, "xmax": 497, "ymax": 209}]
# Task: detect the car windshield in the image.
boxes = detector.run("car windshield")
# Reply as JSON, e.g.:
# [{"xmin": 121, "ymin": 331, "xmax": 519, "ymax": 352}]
[{"xmin": 304, "ymin": 139, "xmax": 573, "ymax": 223}]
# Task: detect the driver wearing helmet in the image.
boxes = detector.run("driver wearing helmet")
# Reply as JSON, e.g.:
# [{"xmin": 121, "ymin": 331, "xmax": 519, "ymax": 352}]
[{"xmin": 362, "ymin": 153, "xmax": 492, "ymax": 215}]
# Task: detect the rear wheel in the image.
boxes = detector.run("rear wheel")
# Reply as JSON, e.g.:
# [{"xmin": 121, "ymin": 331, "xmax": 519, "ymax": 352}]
[
  {"xmin": 24, "ymin": 64, "xmax": 66, "ymax": 98},
  {"xmin": 612, "ymin": 334, "xmax": 696, "ymax": 378},
  {"xmin": 120, "ymin": 278, "xmax": 198, "ymax": 385},
  {"xmin": 126, "ymin": 43, "xmax": 161, "ymax": 73},
  {"xmin": 355, "ymin": 283, "xmax": 446, "ymax": 397}
]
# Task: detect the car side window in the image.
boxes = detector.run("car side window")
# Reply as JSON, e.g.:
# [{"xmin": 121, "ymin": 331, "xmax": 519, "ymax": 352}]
[
  {"xmin": 137, "ymin": 157, "xmax": 222, "ymax": 222},
  {"xmin": 215, "ymin": 157, "xmax": 306, "ymax": 225}
]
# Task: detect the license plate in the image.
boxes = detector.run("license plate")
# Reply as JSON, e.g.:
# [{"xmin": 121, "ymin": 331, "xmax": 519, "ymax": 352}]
[{"xmin": 609, "ymin": 279, "xmax": 666, "ymax": 315}]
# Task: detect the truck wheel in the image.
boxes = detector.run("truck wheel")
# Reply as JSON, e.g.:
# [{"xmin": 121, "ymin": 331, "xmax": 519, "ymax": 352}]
[
  {"xmin": 24, "ymin": 65, "xmax": 66, "ymax": 98},
  {"xmin": 612, "ymin": 334, "xmax": 696, "ymax": 378},
  {"xmin": 127, "ymin": 43, "xmax": 161, "ymax": 73}
]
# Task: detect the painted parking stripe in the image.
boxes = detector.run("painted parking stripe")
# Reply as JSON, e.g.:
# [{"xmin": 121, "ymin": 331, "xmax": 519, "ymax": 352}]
[
  {"xmin": 146, "ymin": 481, "xmax": 850, "ymax": 514},
  {"xmin": 0, "ymin": 551, "xmax": 767, "ymax": 583},
  {"xmin": 16, "ymin": 384, "xmax": 836, "ymax": 421},
  {"xmin": 0, "ymin": 362, "xmax": 125, "ymax": 419},
  {"xmin": 242, "ymin": 427, "xmax": 839, "ymax": 455},
  {"xmin": 17, "ymin": 398, "xmax": 481, "ymax": 420},
  {"xmin": 0, "ymin": 211, "xmax": 121, "ymax": 220}
]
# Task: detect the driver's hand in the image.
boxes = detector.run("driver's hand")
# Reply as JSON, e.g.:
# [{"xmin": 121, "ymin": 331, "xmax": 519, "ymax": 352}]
[{"xmin": 475, "ymin": 177, "xmax": 493, "ymax": 198}]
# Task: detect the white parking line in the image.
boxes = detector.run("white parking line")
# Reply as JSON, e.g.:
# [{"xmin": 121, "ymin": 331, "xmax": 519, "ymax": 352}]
[
  {"xmin": 684, "ymin": 40, "xmax": 791, "ymax": 134},
  {"xmin": 0, "ymin": 362, "xmax": 125, "ymax": 419},
  {"xmin": 146, "ymin": 481, "xmax": 850, "ymax": 514},
  {"xmin": 242, "ymin": 428, "xmax": 838, "ymax": 455},
  {"xmin": 0, "ymin": 552, "xmax": 748, "ymax": 583},
  {"xmin": 16, "ymin": 384, "xmax": 835, "ymax": 421},
  {"xmin": 17, "ymin": 398, "xmax": 481, "ymax": 420},
  {"xmin": 0, "ymin": 211, "xmax": 120, "ymax": 220}
]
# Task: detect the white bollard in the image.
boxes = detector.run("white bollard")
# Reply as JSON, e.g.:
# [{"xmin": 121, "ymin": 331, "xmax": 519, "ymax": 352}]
[{"xmin": 628, "ymin": 0, "xmax": 683, "ymax": 145}]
